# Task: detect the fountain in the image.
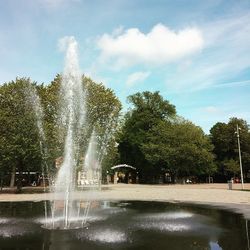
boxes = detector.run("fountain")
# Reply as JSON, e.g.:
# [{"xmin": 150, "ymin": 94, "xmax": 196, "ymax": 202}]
[
  {"xmin": 51, "ymin": 36, "xmax": 88, "ymax": 229},
  {"xmin": 28, "ymin": 36, "xmax": 102, "ymax": 230}
]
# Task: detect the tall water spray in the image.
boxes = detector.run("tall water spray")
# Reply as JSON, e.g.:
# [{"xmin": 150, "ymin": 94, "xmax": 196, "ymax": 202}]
[
  {"xmin": 26, "ymin": 37, "xmax": 106, "ymax": 230},
  {"xmin": 53, "ymin": 37, "xmax": 86, "ymax": 229}
]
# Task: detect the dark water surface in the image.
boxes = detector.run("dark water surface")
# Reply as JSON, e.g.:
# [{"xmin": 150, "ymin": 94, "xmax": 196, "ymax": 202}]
[{"xmin": 0, "ymin": 200, "xmax": 249, "ymax": 250}]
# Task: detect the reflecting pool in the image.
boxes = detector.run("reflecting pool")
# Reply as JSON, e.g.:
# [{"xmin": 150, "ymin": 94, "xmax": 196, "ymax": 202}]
[{"xmin": 0, "ymin": 201, "xmax": 249, "ymax": 250}]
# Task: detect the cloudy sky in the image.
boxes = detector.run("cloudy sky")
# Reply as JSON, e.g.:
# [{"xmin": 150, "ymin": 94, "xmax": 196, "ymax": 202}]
[{"xmin": 0, "ymin": 0, "xmax": 250, "ymax": 133}]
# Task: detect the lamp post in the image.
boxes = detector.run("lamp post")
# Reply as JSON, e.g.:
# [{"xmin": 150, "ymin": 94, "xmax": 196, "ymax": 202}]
[{"xmin": 236, "ymin": 124, "xmax": 244, "ymax": 190}]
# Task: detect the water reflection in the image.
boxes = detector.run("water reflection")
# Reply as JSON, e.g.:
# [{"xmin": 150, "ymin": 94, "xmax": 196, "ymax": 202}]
[
  {"xmin": 209, "ymin": 241, "xmax": 222, "ymax": 250},
  {"xmin": 247, "ymin": 219, "xmax": 250, "ymax": 250},
  {"xmin": 0, "ymin": 201, "xmax": 249, "ymax": 250}
]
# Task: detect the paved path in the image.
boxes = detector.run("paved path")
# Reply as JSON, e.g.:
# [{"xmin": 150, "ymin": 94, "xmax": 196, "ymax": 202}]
[{"xmin": 1, "ymin": 183, "xmax": 250, "ymax": 218}]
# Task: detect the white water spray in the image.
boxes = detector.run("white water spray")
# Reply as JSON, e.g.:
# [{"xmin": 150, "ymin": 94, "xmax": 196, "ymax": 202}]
[
  {"xmin": 28, "ymin": 36, "xmax": 108, "ymax": 230},
  {"xmin": 53, "ymin": 37, "xmax": 86, "ymax": 229},
  {"xmin": 26, "ymin": 86, "xmax": 51, "ymax": 227}
]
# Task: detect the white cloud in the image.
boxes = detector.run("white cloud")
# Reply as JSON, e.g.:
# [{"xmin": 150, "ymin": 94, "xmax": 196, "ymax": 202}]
[
  {"xmin": 126, "ymin": 71, "xmax": 150, "ymax": 87},
  {"xmin": 165, "ymin": 13, "xmax": 250, "ymax": 93},
  {"xmin": 97, "ymin": 23, "xmax": 204, "ymax": 68}
]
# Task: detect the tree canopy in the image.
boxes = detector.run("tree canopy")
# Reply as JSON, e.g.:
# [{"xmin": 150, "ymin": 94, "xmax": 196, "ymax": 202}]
[
  {"xmin": 142, "ymin": 119, "xmax": 215, "ymax": 179},
  {"xmin": 0, "ymin": 78, "xmax": 42, "ymax": 189},
  {"xmin": 118, "ymin": 92, "xmax": 176, "ymax": 181},
  {"xmin": 0, "ymin": 77, "xmax": 249, "ymax": 187},
  {"xmin": 118, "ymin": 91, "xmax": 215, "ymax": 183},
  {"xmin": 210, "ymin": 117, "xmax": 250, "ymax": 180},
  {"xmin": 0, "ymin": 76, "xmax": 122, "ymax": 188}
]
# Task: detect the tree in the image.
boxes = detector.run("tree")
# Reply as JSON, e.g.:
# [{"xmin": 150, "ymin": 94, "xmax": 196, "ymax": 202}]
[
  {"xmin": 118, "ymin": 91, "xmax": 176, "ymax": 182},
  {"xmin": 0, "ymin": 75, "xmax": 122, "ymax": 190},
  {"xmin": 38, "ymin": 74, "xmax": 65, "ymax": 172},
  {"xmin": 39, "ymin": 75, "xmax": 121, "ymax": 150},
  {"xmin": 223, "ymin": 159, "xmax": 240, "ymax": 177},
  {"xmin": 142, "ymin": 119, "xmax": 215, "ymax": 182},
  {"xmin": 210, "ymin": 117, "xmax": 250, "ymax": 181},
  {"xmin": 0, "ymin": 78, "xmax": 42, "ymax": 191},
  {"xmin": 83, "ymin": 77, "xmax": 122, "ymax": 174},
  {"xmin": 38, "ymin": 75, "xmax": 122, "ymax": 176}
]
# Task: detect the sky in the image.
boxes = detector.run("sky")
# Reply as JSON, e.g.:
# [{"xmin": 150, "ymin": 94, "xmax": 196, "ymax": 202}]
[{"xmin": 0, "ymin": 0, "xmax": 250, "ymax": 133}]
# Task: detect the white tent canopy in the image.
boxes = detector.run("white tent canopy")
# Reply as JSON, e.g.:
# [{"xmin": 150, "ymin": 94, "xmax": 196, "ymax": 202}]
[{"xmin": 111, "ymin": 164, "xmax": 136, "ymax": 170}]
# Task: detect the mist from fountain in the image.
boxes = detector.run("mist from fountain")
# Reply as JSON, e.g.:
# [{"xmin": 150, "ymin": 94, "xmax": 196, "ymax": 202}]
[
  {"xmin": 21, "ymin": 34, "xmax": 116, "ymax": 230},
  {"xmin": 77, "ymin": 131, "xmax": 101, "ymax": 226},
  {"xmin": 52, "ymin": 36, "xmax": 88, "ymax": 229},
  {"xmin": 25, "ymin": 85, "xmax": 51, "ymax": 227},
  {"xmin": 27, "ymin": 36, "xmax": 103, "ymax": 230},
  {"xmin": 84, "ymin": 131, "xmax": 101, "ymax": 186}
]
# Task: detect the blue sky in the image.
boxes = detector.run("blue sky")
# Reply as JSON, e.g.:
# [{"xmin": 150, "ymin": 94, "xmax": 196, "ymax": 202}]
[{"xmin": 0, "ymin": 0, "xmax": 250, "ymax": 133}]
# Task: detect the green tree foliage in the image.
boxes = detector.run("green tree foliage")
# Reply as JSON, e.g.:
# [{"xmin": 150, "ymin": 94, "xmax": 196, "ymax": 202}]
[
  {"xmin": 37, "ymin": 75, "xmax": 61, "ymax": 171},
  {"xmin": 223, "ymin": 159, "xmax": 240, "ymax": 176},
  {"xmin": 210, "ymin": 117, "xmax": 250, "ymax": 180},
  {"xmin": 83, "ymin": 77, "xmax": 122, "ymax": 174},
  {"xmin": 38, "ymin": 75, "xmax": 122, "ymax": 169},
  {"xmin": 118, "ymin": 91, "xmax": 176, "ymax": 182},
  {"xmin": 142, "ymin": 119, "xmax": 215, "ymax": 180},
  {"xmin": 118, "ymin": 91, "xmax": 215, "ymax": 183},
  {"xmin": 0, "ymin": 75, "xmax": 121, "ymax": 188},
  {"xmin": 0, "ymin": 78, "xmax": 42, "ymax": 190}
]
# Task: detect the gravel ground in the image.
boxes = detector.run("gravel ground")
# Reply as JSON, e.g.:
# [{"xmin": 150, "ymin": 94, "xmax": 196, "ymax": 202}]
[{"xmin": 1, "ymin": 183, "xmax": 250, "ymax": 218}]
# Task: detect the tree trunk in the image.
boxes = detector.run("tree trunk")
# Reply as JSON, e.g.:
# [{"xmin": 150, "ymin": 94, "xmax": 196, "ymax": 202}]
[
  {"xmin": 16, "ymin": 161, "xmax": 23, "ymax": 193},
  {"xmin": 10, "ymin": 166, "xmax": 16, "ymax": 188},
  {"xmin": 28, "ymin": 171, "xmax": 31, "ymax": 186},
  {"xmin": 0, "ymin": 174, "xmax": 3, "ymax": 191},
  {"xmin": 16, "ymin": 174, "xmax": 22, "ymax": 193}
]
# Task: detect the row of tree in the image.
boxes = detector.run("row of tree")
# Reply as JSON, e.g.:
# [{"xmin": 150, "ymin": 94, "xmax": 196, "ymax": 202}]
[
  {"xmin": 117, "ymin": 91, "xmax": 250, "ymax": 183},
  {"xmin": 0, "ymin": 76, "xmax": 121, "ymax": 189},
  {"xmin": 0, "ymin": 77, "xmax": 249, "ymax": 187}
]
